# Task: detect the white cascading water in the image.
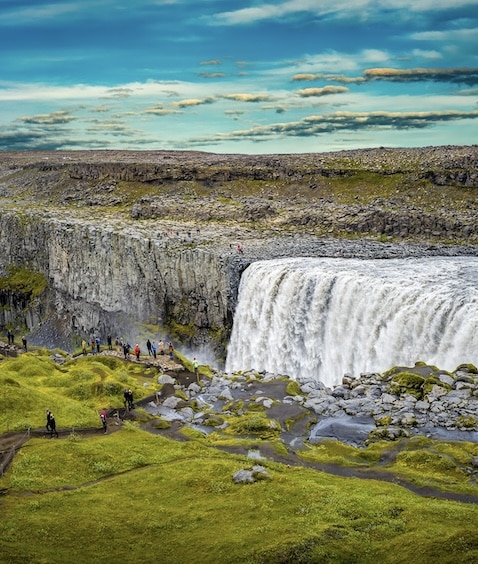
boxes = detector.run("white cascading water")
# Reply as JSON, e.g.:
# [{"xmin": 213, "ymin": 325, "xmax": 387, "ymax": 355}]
[{"xmin": 225, "ymin": 257, "xmax": 478, "ymax": 388}]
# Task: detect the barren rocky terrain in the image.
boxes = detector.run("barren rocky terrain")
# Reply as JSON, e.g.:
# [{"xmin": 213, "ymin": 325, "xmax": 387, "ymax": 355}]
[{"xmin": 1, "ymin": 145, "xmax": 477, "ymax": 246}]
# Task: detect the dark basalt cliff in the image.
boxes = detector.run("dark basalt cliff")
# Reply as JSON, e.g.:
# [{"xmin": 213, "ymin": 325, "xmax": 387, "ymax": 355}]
[{"xmin": 0, "ymin": 146, "xmax": 476, "ymax": 353}]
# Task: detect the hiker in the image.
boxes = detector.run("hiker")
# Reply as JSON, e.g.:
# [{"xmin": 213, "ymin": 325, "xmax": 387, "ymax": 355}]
[
  {"xmin": 158, "ymin": 340, "xmax": 164, "ymax": 355},
  {"xmin": 46, "ymin": 408, "xmax": 52, "ymax": 432},
  {"xmin": 168, "ymin": 341, "xmax": 174, "ymax": 360},
  {"xmin": 49, "ymin": 413, "xmax": 59, "ymax": 438},
  {"xmin": 21, "ymin": 336, "xmax": 27, "ymax": 351},
  {"xmin": 124, "ymin": 388, "xmax": 134, "ymax": 410},
  {"xmin": 146, "ymin": 339, "xmax": 152, "ymax": 356},
  {"xmin": 95, "ymin": 336, "xmax": 101, "ymax": 354},
  {"xmin": 82, "ymin": 339, "xmax": 88, "ymax": 355},
  {"xmin": 123, "ymin": 342, "xmax": 130, "ymax": 360},
  {"xmin": 134, "ymin": 343, "xmax": 141, "ymax": 360},
  {"xmin": 90, "ymin": 337, "xmax": 95, "ymax": 354},
  {"xmin": 100, "ymin": 408, "xmax": 108, "ymax": 434},
  {"xmin": 151, "ymin": 341, "xmax": 157, "ymax": 359},
  {"xmin": 193, "ymin": 357, "xmax": 199, "ymax": 383},
  {"xmin": 107, "ymin": 335, "xmax": 112, "ymax": 350}
]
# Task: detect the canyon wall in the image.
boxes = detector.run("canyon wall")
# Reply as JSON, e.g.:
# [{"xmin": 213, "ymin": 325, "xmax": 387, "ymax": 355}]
[{"xmin": 0, "ymin": 211, "xmax": 233, "ymax": 349}]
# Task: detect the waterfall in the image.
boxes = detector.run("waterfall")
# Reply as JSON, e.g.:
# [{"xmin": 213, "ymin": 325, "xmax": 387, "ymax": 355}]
[{"xmin": 225, "ymin": 257, "xmax": 478, "ymax": 387}]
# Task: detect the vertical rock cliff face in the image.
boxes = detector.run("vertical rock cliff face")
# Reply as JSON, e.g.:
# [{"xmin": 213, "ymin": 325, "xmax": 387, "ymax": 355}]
[{"xmin": 0, "ymin": 211, "xmax": 232, "ymax": 347}]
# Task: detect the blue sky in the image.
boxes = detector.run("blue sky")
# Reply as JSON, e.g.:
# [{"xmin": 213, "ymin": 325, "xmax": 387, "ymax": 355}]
[{"xmin": 1, "ymin": 0, "xmax": 477, "ymax": 153}]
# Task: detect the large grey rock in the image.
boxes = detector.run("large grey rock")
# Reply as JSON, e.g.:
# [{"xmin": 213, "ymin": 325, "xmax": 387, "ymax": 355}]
[{"xmin": 309, "ymin": 415, "xmax": 376, "ymax": 446}]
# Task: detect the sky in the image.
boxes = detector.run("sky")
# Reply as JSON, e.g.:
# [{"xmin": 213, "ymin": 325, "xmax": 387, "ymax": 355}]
[{"xmin": 0, "ymin": 0, "xmax": 477, "ymax": 154}]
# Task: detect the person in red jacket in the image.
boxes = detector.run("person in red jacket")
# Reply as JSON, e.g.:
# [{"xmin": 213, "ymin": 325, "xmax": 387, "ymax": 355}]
[{"xmin": 134, "ymin": 343, "xmax": 140, "ymax": 360}]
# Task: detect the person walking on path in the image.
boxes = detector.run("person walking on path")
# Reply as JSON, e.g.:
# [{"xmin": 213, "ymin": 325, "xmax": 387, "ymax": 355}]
[
  {"xmin": 151, "ymin": 341, "xmax": 157, "ymax": 359},
  {"xmin": 82, "ymin": 339, "xmax": 88, "ymax": 355},
  {"xmin": 46, "ymin": 408, "xmax": 52, "ymax": 432},
  {"xmin": 123, "ymin": 342, "xmax": 130, "ymax": 360},
  {"xmin": 193, "ymin": 357, "xmax": 199, "ymax": 383},
  {"xmin": 134, "ymin": 343, "xmax": 141, "ymax": 361},
  {"xmin": 158, "ymin": 340, "xmax": 164, "ymax": 355},
  {"xmin": 95, "ymin": 336, "xmax": 101, "ymax": 354},
  {"xmin": 21, "ymin": 336, "xmax": 27, "ymax": 351},
  {"xmin": 146, "ymin": 339, "xmax": 153, "ymax": 356},
  {"xmin": 107, "ymin": 335, "xmax": 112, "ymax": 350},
  {"xmin": 100, "ymin": 408, "xmax": 108, "ymax": 434},
  {"xmin": 123, "ymin": 388, "xmax": 134, "ymax": 410},
  {"xmin": 49, "ymin": 413, "xmax": 59, "ymax": 438},
  {"xmin": 168, "ymin": 341, "xmax": 174, "ymax": 360}
]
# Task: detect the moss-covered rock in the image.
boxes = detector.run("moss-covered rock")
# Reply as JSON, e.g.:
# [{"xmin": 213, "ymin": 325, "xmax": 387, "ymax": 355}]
[
  {"xmin": 456, "ymin": 415, "xmax": 477, "ymax": 429},
  {"xmin": 423, "ymin": 376, "xmax": 452, "ymax": 396},
  {"xmin": 286, "ymin": 380, "xmax": 303, "ymax": 397},
  {"xmin": 388, "ymin": 372, "xmax": 425, "ymax": 399},
  {"xmin": 456, "ymin": 363, "xmax": 478, "ymax": 375}
]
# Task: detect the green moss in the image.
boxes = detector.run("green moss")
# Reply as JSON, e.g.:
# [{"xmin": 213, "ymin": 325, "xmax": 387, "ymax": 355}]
[
  {"xmin": 203, "ymin": 415, "xmax": 225, "ymax": 427},
  {"xmin": 423, "ymin": 376, "xmax": 451, "ymax": 395},
  {"xmin": 456, "ymin": 415, "xmax": 477, "ymax": 429},
  {"xmin": 284, "ymin": 411, "xmax": 309, "ymax": 432},
  {"xmin": 272, "ymin": 441, "xmax": 289, "ymax": 456},
  {"xmin": 0, "ymin": 265, "xmax": 47, "ymax": 297},
  {"xmin": 175, "ymin": 389, "xmax": 188, "ymax": 401},
  {"xmin": 456, "ymin": 363, "xmax": 478, "ymax": 374},
  {"xmin": 167, "ymin": 319, "xmax": 197, "ymax": 341},
  {"xmin": 246, "ymin": 402, "xmax": 267, "ymax": 412},
  {"xmin": 388, "ymin": 372, "xmax": 425, "ymax": 399},
  {"xmin": 286, "ymin": 380, "xmax": 302, "ymax": 396},
  {"xmin": 377, "ymin": 415, "xmax": 392, "ymax": 427},
  {"xmin": 225, "ymin": 413, "xmax": 280, "ymax": 438},
  {"xmin": 222, "ymin": 400, "xmax": 245, "ymax": 414}
]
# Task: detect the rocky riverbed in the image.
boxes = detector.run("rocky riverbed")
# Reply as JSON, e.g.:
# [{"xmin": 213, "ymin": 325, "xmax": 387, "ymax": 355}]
[{"xmin": 140, "ymin": 360, "xmax": 478, "ymax": 448}]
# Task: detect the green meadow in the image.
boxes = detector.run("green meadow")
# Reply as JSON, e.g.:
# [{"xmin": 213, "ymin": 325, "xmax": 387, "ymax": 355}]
[{"xmin": 1, "ymin": 351, "xmax": 478, "ymax": 563}]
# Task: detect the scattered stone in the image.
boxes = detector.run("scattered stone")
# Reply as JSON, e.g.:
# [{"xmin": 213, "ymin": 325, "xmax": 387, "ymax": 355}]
[{"xmin": 233, "ymin": 465, "xmax": 270, "ymax": 484}]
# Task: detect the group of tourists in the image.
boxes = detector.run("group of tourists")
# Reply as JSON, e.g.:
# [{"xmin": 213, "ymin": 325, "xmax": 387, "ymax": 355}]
[
  {"xmin": 81, "ymin": 335, "xmax": 175, "ymax": 362},
  {"xmin": 46, "ymin": 407, "xmax": 110, "ymax": 437}
]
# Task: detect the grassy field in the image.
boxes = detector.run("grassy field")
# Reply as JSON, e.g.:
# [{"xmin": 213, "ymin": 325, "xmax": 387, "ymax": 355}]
[{"xmin": 1, "ymin": 352, "xmax": 478, "ymax": 563}]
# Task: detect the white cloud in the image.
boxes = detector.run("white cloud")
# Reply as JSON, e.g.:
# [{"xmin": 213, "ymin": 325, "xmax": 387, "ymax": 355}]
[
  {"xmin": 412, "ymin": 49, "xmax": 442, "ymax": 60},
  {"xmin": 0, "ymin": 3, "xmax": 83, "ymax": 25},
  {"xmin": 410, "ymin": 27, "xmax": 478, "ymax": 41},
  {"xmin": 208, "ymin": 0, "xmax": 478, "ymax": 26}
]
